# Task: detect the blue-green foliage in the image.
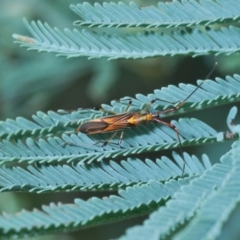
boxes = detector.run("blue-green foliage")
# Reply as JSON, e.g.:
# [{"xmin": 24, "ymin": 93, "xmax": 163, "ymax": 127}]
[
  {"xmin": 13, "ymin": 20, "xmax": 240, "ymax": 59},
  {"xmin": 120, "ymin": 142, "xmax": 240, "ymax": 240},
  {"xmin": 71, "ymin": 1, "xmax": 240, "ymax": 28},
  {"xmin": 0, "ymin": 152, "xmax": 210, "ymax": 193},
  {"xmin": 1, "ymin": 0, "xmax": 240, "ymax": 239}
]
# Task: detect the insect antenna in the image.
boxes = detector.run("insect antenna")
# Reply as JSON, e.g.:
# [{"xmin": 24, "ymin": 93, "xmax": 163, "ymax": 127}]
[
  {"xmin": 152, "ymin": 61, "xmax": 218, "ymax": 176},
  {"xmin": 140, "ymin": 62, "xmax": 218, "ymax": 115},
  {"xmin": 175, "ymin": 61, "xmax": 218, "ymax": 110}
]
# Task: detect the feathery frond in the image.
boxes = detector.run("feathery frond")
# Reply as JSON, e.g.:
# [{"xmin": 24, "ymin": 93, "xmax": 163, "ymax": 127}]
[
  {"xmin": 119, "ymin": 142, "xmax": 240, "ymax": 240},
  {"xmin": 0, "ymin": 177, "xmax": 196, "ymax": 238},
  {"xmin": 1, "ymin": 141, "xmax": 240, "ymax": 239},
  {"xmin": 7, "ymin": 1, "xmax": 240, "ymax": 239},
  {"xmin": 0, "ymin": 117, "xmax": 217, "ymax": 165},
  {"xmin": 0, "ymin": 152, "xmax": 210, "ymax": 193},
  {"xmin": 13, "ymin": 20, "xmax": 240, "ymax": 59},
  {"xmin": 1, "ymin": 75, "xmax": 240, "ymax": 141},
  {"xmin": 71, "ymin": 1, "xmax": 240, "ymax": 28}
]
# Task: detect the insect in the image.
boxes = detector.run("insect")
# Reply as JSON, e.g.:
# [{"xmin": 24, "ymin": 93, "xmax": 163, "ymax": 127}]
[{"xmin": 73, "ymin": 62, "xmax": 217, "ymax": 174}]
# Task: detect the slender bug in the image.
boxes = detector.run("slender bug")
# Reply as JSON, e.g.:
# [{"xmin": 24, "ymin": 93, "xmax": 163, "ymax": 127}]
[{"xmin": 71, "ymin": 62, "xmax": 217, "ymax": 175}]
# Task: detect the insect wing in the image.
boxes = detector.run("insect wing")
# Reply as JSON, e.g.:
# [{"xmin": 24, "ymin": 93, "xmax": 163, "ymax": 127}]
[
  {"xmin": 101, "ymin": 112, "xmax": 133, "ymax": 124},
  {"xmin": 100, "ymin": 112, "xmax": 136, "ymax": 132},
  {"xmin": 78, "ymin": 121, "xmax": 109, "ymax": 134},
  {"xmin": 79, "ymin": 112, "xmax": 134, "ymax": 134}
]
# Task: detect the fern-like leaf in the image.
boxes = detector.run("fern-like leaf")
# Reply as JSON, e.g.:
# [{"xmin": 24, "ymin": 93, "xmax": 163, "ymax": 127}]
[
  {"xmin": 119, "ymin": 142, "xmax": 239, "ymax": 240},
  {"xmin": 0, "ymin": 177, "xmax": 193, "ymax": 238},
  {"xmin": 7, "ymin": 2, "xmax": 240, "ymax": 239},
  {"xmin": 1, "ymin": 141, "xmax": 240, "ymax": 239},
  {"xmin": 71, "ymin": 1, "xmax": 240, "ymax": 28},
  {"xmin": 13, "ymin": 19, "xmax": 240, "ymax": 59},
  {"xmin": 0, "ymin": 117, "xmax": 217, "ymax": 165},
  {"xmin": 1, "ymin": 75, "xmax": 240, "ymax": 141},
  {"xmin": 0, "ymin": 152, "xmax": 211, "ymax": 193}
]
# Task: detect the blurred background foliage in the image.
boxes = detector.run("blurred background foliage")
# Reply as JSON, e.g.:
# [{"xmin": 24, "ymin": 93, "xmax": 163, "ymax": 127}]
[{"xmin": 1, "ymin": 0, "xmax": 240, "ymax": 239}]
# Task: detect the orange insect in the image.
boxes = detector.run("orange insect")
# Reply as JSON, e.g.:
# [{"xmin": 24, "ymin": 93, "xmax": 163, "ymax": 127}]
[
  {"xmin": 74, "ymin": 62, "xmax": 217, "ymax": 174},
  {"xmin": 77, "ymin": 101, "xmax": 182, "ymax": 146}
]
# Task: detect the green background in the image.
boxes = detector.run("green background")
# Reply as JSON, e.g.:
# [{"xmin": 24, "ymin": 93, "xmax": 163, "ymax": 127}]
[{"xmin": 1, "ymin": 1, "xmax": 240, "ymax": 239}]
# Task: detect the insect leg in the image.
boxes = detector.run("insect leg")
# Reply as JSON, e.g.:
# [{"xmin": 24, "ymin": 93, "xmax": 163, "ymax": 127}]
[
  {"xmin": 93, "ymin": 131, "xmax": 124, "ymax": 147},
  {"xmin": 93, "ymin": 131, "xmax": 118, "ymax": 147},
  {"xmin": 124, "ymin": 100, "xmax": 133, "ymax": 112},
  {"xmin": 118, "ymin": 131, "xmax": 124, "ymax": 145},
  {"xmin": 152, "ymin": 117, "xmax": 186, "ymax": 176},
  {"xmin": 93, "ymin": 107, "xmax": 118, "ymax": 115},
  {"xmin": 142, "ymin": 98, "xmax": 177, "ymax": 112},
  {"xmin": 116, "ymin": 99, "xmax": 132, "ymax": 111},
  {"xmin": 62, "ymin": 131, "xmax": 121, "ymax": 148},
  {"xmin": 97, "ymin": 99, "xmax": 133, "ymax": 115}
]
